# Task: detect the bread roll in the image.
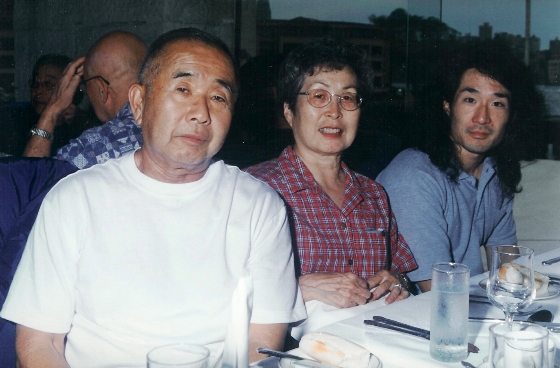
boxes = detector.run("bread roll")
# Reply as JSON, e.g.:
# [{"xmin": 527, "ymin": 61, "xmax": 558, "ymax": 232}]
[
  {"xmin": 534, "ymin": 271, "xmax": 550, "ymax": 297},
  {"xmin": 299, "ymin": 332, "xmax": 371, "ymax": 368},
  {"xmin": 498, "ymin": 262, "xmax": 549, "ymax": 297},
  {"xmin": 498, "ymin": 263, "xmax": 524, "ymax": 284}
]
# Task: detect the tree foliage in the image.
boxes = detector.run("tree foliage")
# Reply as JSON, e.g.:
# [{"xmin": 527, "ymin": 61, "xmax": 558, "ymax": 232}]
[{"xmin": 368, "ymin": 8, "xmax": 460, "ymax": 87}]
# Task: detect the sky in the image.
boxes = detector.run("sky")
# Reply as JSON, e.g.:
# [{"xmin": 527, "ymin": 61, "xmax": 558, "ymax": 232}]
[{"xmin": 269, "ymin": 0, "xmax": 560, "ymax": 49}]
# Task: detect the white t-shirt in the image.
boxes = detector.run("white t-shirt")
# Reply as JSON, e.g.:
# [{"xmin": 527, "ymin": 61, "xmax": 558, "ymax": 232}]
[{"xmin": 1, "ymin": 152, "xmax": 306, "ymax": 367}]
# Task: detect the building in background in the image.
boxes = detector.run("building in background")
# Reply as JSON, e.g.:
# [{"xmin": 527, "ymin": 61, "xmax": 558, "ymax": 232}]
[
  {"xmin": 549, "ymin": 60, "xmax": 560, "ymax": 85},
  {"xmin": 550, "ymin": 38, "xmax": 560, "ymax": 59},
  {"xmin": 479, "ymin": 22, "xmax": 492, "ymax": 41},
  {"xmin": 549, "ymin": 38, "xmax": 560, "ymax": 85},
  {"xmin": 256, "ymin": 0, "xmax": 270, "ymax": 21},
  {"xmin": 256, "ymin": 18, "xmax": 388, "ymax": 90}
]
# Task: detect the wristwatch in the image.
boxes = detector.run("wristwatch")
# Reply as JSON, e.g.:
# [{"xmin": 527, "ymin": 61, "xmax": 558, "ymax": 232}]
[
  {"xmin": 29, "ymin": 126, "xmax": 54, "ymax": 142},
  {"xmin": 397, "ymin": 272, "xmax": 411, "ymax": 291}
]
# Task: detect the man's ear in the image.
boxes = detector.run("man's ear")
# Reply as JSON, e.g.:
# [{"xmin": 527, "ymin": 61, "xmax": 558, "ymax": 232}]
[
  {"xmin": 93, "ymin": 78, "xmax": 109, "ymax": 104},
  {"xmin": 443, "ymin": 100, "xmax": 451, "ymax": 116},
  {"xmin": 129, "ymin": 83, "xmax": 145, "ymax": 126},
  {"xmin": 283, "ymin": 103, "xmax": 294, "ymax": 128}
]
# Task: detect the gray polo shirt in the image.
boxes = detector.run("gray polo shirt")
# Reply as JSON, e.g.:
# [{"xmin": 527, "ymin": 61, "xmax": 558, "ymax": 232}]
[{"xmin": 376, "ymin": 148, "xmax": 516, "ymax": 282}]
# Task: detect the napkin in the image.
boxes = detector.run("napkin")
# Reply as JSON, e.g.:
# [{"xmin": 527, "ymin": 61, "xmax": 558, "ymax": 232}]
[
  {"xmin": 299, "ymin": 332, "xmax": 371, "ymax": 368},
  {"xmin": 221, "ymin": 272, "xmax": 253, "ymax": 368},
  {"xmin": 291, "ymin": 296, "xmax": 388, "ymax": 340}
]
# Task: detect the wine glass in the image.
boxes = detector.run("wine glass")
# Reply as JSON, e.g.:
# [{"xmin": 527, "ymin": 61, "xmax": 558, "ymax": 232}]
[{"xmin": 487, "ymin": 245, "xmax": 536, "ymax": 327}]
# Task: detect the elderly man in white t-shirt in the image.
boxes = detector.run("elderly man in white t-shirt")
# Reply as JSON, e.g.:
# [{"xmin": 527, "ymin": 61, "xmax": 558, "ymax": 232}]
[{"xmin": 0, "ymin": 28, "xmax": 306, "ymax": 367}]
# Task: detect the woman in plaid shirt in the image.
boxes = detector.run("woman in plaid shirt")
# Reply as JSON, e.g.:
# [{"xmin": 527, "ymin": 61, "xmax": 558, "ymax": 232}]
[{"xmin": 246, "ymin": 38, "xmax": 417, "ymax": 311}]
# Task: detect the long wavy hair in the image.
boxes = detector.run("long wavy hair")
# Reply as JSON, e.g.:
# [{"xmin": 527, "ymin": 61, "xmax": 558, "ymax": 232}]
[{"xmin": 413, "ymin": 41, "xmax": 547, "ymax": 198}]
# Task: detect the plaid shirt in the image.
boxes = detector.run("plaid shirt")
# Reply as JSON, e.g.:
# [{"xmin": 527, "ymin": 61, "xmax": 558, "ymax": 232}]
[
  {"xmin": 246, "ymin": 146, "xmax": 417, "ymax": 280},
  {"xmin": 56, "ymin": 103, "xmax": 142, "ymax": 169}
]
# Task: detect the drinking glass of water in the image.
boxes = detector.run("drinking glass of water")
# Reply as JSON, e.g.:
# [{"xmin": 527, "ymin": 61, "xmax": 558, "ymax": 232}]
[
  {"xmin": 430, "ymin": 262, "xmax": 470, "ymax": 362},
  {"xmin": 147, "ymin": 343, "xmax": 210, "ymax": 368},
  {"xmin": 487, "ymin": 246, "xmax": 535, "ymax": 328},
  {"xmin": 504, "ymin": 323, "xmax": 549, "ymax": 368},
  {"xmin": 490, "ymin": 322, "xmax": 551, "ymax": 368}
]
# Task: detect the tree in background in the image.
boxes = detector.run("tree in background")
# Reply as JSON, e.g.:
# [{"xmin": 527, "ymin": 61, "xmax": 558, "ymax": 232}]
[{"xmin": 368, "ymin": 8, "xmax": 460, "ymax": 92}]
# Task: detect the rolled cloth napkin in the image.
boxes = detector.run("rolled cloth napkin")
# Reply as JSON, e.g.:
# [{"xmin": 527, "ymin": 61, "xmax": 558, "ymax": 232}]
[
  {"xmin": 299, "ymin": 331, "xmax": 371, "ymax": 368},
  {"xmin": 221, "ymin": 272, "xmax": 253, "ymax": 368}
]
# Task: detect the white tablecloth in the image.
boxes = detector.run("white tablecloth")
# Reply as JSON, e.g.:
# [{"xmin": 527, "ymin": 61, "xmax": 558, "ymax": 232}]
[
  {"xmin": 514, "ymin": 160, "xmax": 560, "ymax": 254},
  {"xmin": 290, "ymin": 295, "xmax": 391, "ymax": 340},
  {"xmin": 253, "ymin": 247, "xmax": 560, "ymax": 368}
]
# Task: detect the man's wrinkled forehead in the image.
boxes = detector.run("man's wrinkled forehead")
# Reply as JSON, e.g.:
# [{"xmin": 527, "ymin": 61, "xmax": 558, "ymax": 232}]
[{"xmin": 159, "ymin": 39, "xmax": 237, "ymax": 89}]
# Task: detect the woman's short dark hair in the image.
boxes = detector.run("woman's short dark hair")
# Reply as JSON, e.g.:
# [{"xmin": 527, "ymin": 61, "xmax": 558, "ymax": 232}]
[
  {"xmin": 138, "ymin": 27, "xmax": 238, "ymax": 91},
  {"xmin": 32, "ymin": 54, "xmax": 72, "ymax": 80},
  {"xmin": 31, "ymin": 54, "xmax": 83, "ymax": 105},
  {"xmin": 278, "ymin": 38, "xmax": 375, "ymax": 113}
]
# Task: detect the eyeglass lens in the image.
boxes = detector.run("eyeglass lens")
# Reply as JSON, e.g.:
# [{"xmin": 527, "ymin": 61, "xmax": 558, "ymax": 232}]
[{"xmin": 306, "ymin": 89, "xmax": 361, "ymax": 111}]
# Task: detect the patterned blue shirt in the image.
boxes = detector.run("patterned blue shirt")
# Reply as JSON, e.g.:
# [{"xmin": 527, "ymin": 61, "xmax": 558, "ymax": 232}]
[{"xmin": 55, "ymin": 103, "xmax": 142, "ymax": 169}]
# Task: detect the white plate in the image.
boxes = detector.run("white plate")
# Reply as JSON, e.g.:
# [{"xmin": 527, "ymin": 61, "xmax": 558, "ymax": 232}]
[
  {"xmin": 278, "ymin": 348, "xmax": 381, "ymax": 368},
  {"xmin": 478, "ymin": 278, "xmax": 560, "ymax": 300}
]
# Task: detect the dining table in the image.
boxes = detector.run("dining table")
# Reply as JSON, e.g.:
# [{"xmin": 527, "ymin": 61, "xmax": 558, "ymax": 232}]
[{"xmin": 252, "ymin": 246, "xmax": 560, "ymax": 368}]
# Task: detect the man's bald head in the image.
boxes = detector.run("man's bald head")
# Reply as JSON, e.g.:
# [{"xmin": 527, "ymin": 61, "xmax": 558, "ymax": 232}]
[{"xmin": 84, "ymin": 31, "xmax": 147, "ymax": 121}]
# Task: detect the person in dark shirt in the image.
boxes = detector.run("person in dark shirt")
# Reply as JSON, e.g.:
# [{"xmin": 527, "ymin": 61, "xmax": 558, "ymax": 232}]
[
  {"xmin": 0, "ymin": 157, "xmax": 77, "ymax": 368},
  {"xmin": 0, "ymin": 54, "xmax": 99, "ymax": 156}
]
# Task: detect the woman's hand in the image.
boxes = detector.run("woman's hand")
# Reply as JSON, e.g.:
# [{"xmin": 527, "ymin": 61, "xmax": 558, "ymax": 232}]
[
  {"xmin": 42, "ymin": 57, "xmax": 85, "ymax": 129},
  {"xmin": 367, "ymin": 270, "xmax": 409, "ymax": 304},
  {"xmin": 24, "ymin": 57, "xmax": 85, "ymax": 158},
  {"xmin": 299, "ymin": 272, "xmax": 371, "ymax": 308}
]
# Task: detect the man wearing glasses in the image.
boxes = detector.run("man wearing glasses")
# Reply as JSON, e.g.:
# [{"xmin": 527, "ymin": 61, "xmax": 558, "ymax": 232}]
[{"xmin": 24, "ymin": 31, "xmax": 147, "ymax": 169}]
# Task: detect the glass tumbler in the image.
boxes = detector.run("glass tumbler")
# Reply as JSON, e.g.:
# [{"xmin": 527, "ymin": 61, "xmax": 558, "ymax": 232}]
[
  {"xmin": 429, "ymin": 262, "xmax": 470, "ymax": 362},
  {"xmin": 489, "ymin": 321, "xmax": 550, "ymax": 368}
]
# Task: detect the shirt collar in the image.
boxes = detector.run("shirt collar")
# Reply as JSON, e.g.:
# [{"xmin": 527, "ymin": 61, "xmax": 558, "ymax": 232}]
[
  {"xmin": 118, "ymin": 102, "xmax": 139, "ymax": 126},
  {"xmin": 277, "ymin": 146, "xmax": 362, "ymax": 200},
  {"xmin": 277, "ymin": 146, "xmax": 314, "ymax": 194},
  {"xmin": 458, "ymin": 156, "xmax": 496, "ymax": 181}
]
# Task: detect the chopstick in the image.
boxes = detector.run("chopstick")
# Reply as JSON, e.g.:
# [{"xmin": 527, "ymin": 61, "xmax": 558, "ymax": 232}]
[
  {"xmin": 364, "ymin": 316, "xmax": 430, "ymax": 340},
  {"xmin": 469, "ymin": 294, "xmax": 492, "ymax": 305},
  {"xmin": 364, "ymin": 316, "xmax": 479, "ymax": 353}
]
